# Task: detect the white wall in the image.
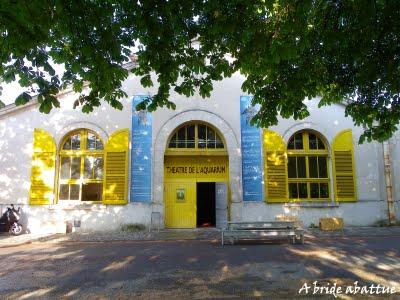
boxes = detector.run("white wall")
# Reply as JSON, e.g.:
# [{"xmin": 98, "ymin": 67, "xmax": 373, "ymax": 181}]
[
  {"xmin": 0, "ymin": 72, "xmax": 390, "ymax": 231},
  {"xmin": 389, "ymin": 133, "xmax": 400, "ymax": 221}
]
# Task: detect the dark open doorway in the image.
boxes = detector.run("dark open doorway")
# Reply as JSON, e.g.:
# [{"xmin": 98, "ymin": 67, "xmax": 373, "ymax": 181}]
[{"xmin": 196, "ymin": 182, "xmax": 216, "ymax": 227}]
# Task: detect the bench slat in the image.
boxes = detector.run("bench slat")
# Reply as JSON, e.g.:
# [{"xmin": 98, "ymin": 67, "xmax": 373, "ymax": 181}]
[
  {"xmin": 228, "ymin": 221, "xmax": 296, "ymax": 230},
  {"xmin": 221, "ymin": 221, "xmax": 304, "ymax": 245},
  {"xmin": 224, "ymin": 230, "xmax": 297, "ymax": 237}
]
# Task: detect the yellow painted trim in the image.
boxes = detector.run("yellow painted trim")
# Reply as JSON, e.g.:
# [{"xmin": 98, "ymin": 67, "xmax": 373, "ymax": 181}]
[
  {"xmin": 57, "ymin": 129, "xmax": 105, "ymax": 202},
  {"xmin": 263, "ymin": 129, "xmax": 289, "ymax": 203},
  {"xmin": 29, "ymin": 129, "xmax": 57, "ymax": 205},
  {"xmin": 102, "ymin": 200, "xmax": 129, "ymax": 205},
  {"xmin": 332, "ymin": 129, "xmax": 357, "ymax": 202},
  {"xmin": 263, "ymin": 129, "xmax": 286, "ymax": 151},
  {"xmin": 104, "ymin": 128, "xmax": 129, "ymax": 152},
  {"xmin": 103, "ymin": 129, "xmax": 129, "ymax": 205},
  {"xmin": 265, "ymin": 129, "xmax": 333, "ymax": 203},
  {"xmin": 165, "ymin": 178, "xmax": 229, "ymax": 183}
]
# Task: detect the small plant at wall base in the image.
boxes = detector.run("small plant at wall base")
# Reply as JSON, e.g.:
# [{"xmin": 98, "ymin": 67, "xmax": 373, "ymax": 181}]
[
  {"xmin": 1, "ymin": 2, "xmax": 400, "ymax": 143},
  {"xmin": 374, "ymin": 219, "xmax": 400, "ymax": 227},
  {"xmin": 309, "ymin": 223, "xmax": 319, "ymax": 229},
  {"xmin": 120, "ymin": 223, "xmax": 146, "ymax": 232}
]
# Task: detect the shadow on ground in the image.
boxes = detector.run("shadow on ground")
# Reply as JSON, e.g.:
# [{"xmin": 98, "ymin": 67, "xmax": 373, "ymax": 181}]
[{"xmin": 0, "ymin": 234, "xmax": 399, "ymax": 299}]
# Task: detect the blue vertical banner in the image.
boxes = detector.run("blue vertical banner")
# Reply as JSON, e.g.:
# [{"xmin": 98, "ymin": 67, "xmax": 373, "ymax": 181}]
[
  {"xmin": 130, "ymin": 95, "xmax": 152, "ymax": 202},
  {"xmin": 240, "ymin": 96, "xmax": 263, "ymax": 201}
]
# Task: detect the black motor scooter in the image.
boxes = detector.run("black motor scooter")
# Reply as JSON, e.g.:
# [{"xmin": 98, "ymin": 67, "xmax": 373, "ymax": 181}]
[{"xmin": 0, "ymin": 205, "xmax": 23, "ymax": 236}]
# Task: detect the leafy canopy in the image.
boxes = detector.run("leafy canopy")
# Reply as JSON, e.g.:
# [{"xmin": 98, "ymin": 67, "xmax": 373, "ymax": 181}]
[{"xmin": 0, "ymin": 1, "xmax": 399, "ymax": 142}]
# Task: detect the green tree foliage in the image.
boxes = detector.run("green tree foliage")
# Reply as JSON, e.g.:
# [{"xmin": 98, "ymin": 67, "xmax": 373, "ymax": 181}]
[{"xmin": 0, "ymin": 1, "xmax": 399, "ymax": 142}]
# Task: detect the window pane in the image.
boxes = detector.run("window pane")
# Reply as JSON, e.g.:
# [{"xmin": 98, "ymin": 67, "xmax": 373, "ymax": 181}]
[
  {"xmin": 294, "ymin": 133, "xmax": 303, "ymax": 149},
  {"xmin": 309, "ymin": 156, "xmax": 318, "ymax": 178},
  {"xmin": 297, "ymin": 157, "xmax": 306, "ymax": 178},
  {"xmin": 169, "ymin": 134, "xmax": 177, "ymax": 148},
  {"xmin": 87, "ymin": 133, "xmax": 96, "ymax": 150},
  {"xmin": 207, "ymin": 127, "xmax": 216, "ymax": 148},
  {"xmin": 94, "ymin": 157, "xmax": 104, "ymax": 179},
  {"xmin": 320, "ymin": 183, "xmax": 329, "ymax": 198},
  {"xmin": 82, "ymin": 183, "xmax": 102, "ymax": 201},
  {"xmin": 215, "ymin": 134, "xmax": 224, "ymax": 148},
  {"xmin": 84, "ymin": 156, "xmax": 103, "ymax": 179},
  {"xmin": 288, "ymin": 157, "xmax": 297, "ymax": 178},
  {"xmin": 289, "ymin": 183, "xmax": 298, "ymax": 198},
  {"xmin": 84, "ymin": 157, "xmax": 93, "ymax": 179},
  {"xmin": 96, "ymin": 139, "xmax": 104, "ymax": 150},
  {"xmin": 198, "ymin": 125, "xmax": 206, "ymax": 148},
  {"xmin": 69, "ymin": 184, "xmax": 80, "ymax": 200},
  {"xmin": 63, "ymin": 138, "xmax": 72, "ymax": 150},
  {"xmin": 310, "ymin": 183, "xmax": 319, "ymax": 198},
  {"xmin": 59, "ymin": 184, "xmax": 69, "ymax": 200},
  {"xmin": 317, "ymin": 137, "xmax": 325, "ymax": 149},
  {"xmin": 87, "ymin": 132, "xmax": 103, "ymax": 150},
  {"xmin": 287, "ymin": 137, "xmax": 295, "ymax": 149},
  {"xmin": 309, "ymin": 133, "xmax": 317, "ymax": 149},
  {"xmin": 60, "ymin": 157, "xmax": 71, "ymax": 179},
  {"xmin": 318, "ymin": 157, "xmax": 328, "ymax": 178},
  {"xmin": 298, "ymin": 183, "xmax": 307, "ymax": 198},
  {"xmin": 71, "ymin": 157, "xmax": 81, "ymax": 179},
  {"xmin": 177, "ymin": 127, "xmax": 186, "ymax": 148},
  {"xmin": 187, "ymin": 125, "xmax": 195, "ymax": 148},
  {"xmin": 71, "ymin": 134, "xmax": 81, "ymax": 150}
]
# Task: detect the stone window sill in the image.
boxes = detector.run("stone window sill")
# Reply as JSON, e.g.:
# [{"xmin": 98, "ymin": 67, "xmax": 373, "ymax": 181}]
[
  {"xmin": 49, "ymin": 202, "xmax": 106, "ymax": 211},
  {"xmin": 284, "ymin": 202, "xmax": 339, "ymax": 208}
]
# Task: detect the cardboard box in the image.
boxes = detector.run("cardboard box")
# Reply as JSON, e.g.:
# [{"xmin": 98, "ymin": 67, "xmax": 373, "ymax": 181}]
[
  {"xmin": 275, "ymin": 214, "xmax": 302, "ymax": 227},
  {"xmin": 319, "ymin": 217, "xmax": 344, "ymax": 231}
]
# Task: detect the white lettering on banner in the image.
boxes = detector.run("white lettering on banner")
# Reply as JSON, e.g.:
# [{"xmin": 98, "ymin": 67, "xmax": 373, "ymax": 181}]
[{"xmin": 298, "ymin": 281, "xmax": 397, "ymax": 297}]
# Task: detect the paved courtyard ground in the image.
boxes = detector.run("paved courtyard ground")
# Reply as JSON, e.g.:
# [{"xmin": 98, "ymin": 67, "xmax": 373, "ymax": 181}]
[{"xmin": 0, "ymin": 233, "xmax": 399, "ymax": 299}]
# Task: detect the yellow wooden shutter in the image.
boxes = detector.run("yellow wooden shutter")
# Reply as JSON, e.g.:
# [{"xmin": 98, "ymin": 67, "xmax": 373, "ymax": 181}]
[
  {"xmin": 263, "ymin": 129, "xmax": 288, "ymax": 202},
  {"xmin": 332, "ymin": 129, "xmax": 357, "ymax": 202},
  {"xmin": 103, "ymin": 129, "xmax": 129, "ymax": 205},
  {"xmin": 29, "ymin": 129, "xmax": 56, "ymax": 205}
]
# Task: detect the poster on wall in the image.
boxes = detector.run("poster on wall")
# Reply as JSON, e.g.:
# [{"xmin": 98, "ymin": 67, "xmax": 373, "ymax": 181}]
[
  {"xmin": 130, "ymin": 95, "xmax": 152, "ymax": 202},
  {"xmin": 240, "ymin": 95, "xmax": 263, "ymax": 201}
]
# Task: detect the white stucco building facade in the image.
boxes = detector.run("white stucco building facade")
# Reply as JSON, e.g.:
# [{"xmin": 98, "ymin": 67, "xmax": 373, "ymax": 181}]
[{"xmin": 0, "ymin": 71, "xmax": 399, "ymax": 233}]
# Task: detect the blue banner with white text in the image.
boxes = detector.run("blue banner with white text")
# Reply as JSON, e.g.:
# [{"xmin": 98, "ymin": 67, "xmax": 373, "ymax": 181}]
[
  {"xmin": 130, "ymin": 95, "xmax": 152, "ymax": 202},
  {"xmin": 240, "ymin": 96, "xmax": 263, "ymax": 201}
]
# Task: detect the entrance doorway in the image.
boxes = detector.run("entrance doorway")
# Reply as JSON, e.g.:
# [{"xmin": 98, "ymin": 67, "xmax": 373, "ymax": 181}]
[
  {"xmin": 196, "ymin": 183, "xmax": 216, "ymax": 227},
  {"xmin": 163, "ymin": 121, "xmax": 229, "ymax": 229}
]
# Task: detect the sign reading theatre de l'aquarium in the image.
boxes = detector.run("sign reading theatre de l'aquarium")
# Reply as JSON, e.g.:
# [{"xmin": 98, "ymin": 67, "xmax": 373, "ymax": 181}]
[
  {"xmin": 240, "ymin": 96, "xmax": 263, "ymax": 201},
  {"xmin": 130, "ymin": 95, "xmax": 152, "ymax": 202}
]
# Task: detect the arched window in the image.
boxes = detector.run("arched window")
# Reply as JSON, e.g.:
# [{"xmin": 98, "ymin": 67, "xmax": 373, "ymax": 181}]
[
  {"xmin": 58, "ymin": 129, "xmax": 104, "ymax": 202},
  {"xmin": 287, "ymin": 131, "xmax": 329, "ymax": 200},
  {"xmin": 168, "ymin": 123, "xmax": 225, "ymax": 150}
]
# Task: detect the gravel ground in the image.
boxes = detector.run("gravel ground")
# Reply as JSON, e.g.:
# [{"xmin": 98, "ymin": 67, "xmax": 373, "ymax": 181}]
[
  {"xmin": 1, "ymin": 226, "xmax": 400, "ymax": 247},
  {"xmin": 0, "ymin": 237, "xmax": 399, "ymax": 299}
]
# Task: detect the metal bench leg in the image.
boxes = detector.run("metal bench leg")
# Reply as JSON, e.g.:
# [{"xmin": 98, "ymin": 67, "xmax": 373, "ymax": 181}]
[{"xmin": 221, "ymin": 230, "xmax": 224, "ymax": 246}]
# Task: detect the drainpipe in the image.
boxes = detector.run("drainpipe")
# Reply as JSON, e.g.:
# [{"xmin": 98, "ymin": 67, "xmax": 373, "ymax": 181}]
[{"xmin": 383, "ymin": 141, "xmax": 396, "ymax": 225}]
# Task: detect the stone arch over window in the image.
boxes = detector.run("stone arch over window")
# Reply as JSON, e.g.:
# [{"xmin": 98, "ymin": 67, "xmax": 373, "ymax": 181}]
[
  {"xmin": 58, "ymin": 129, "xmax": 104, "ymax": 202},
  {"xmin": 55, "ymin": 122, "xmax": 108, "ymax": 148}
]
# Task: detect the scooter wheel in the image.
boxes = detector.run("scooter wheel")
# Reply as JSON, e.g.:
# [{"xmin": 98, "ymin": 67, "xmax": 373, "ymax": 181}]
[{"xmin": 10, "ymin": 223, "xmax": 23, "ymax": 236}]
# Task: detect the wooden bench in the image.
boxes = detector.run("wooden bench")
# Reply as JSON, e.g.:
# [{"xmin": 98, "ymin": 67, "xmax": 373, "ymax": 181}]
[{"xmin": 221, "ymin": 221, "xmax": 304, "ymax": 245}]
